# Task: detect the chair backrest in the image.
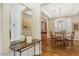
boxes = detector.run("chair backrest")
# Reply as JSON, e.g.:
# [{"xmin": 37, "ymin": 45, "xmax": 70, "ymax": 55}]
[
  {"xmin": 71, "ymin": 32, "xmax": 75, "ymax": 40},
  {"xmin": 50, "ymin": 31, "xmax": 53, "ymax": 35},
  {"xmin": 50, "ymin": 31, "xmax": 55, "ymax": 39},
  {"xmin": 54, "ymin": 32, "xmax": 64, "ymax": 40},
  {"xmin": 60, "ymin": 32, "xmax": 65, "ymax": 40},
  {"xmin": 55, "ymin": 32, "xmax": 60, "ymax": 36}
]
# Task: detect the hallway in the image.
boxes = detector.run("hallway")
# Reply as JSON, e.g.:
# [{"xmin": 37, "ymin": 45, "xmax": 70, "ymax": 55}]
[{"xmin": 0, "ymin": 3, "xmax": 79, "ymax": 56}]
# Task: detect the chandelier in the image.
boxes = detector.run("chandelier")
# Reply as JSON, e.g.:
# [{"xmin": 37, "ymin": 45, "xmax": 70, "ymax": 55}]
[{"xmin": 59, "ymin": 8, "xmax": 62, "ymax": 20}]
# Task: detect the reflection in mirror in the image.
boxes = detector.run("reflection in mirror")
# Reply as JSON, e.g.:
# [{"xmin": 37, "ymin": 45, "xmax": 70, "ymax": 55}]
[{"xmin": 21, "ymin": 8, "xmax": 32, "ymax": 43}]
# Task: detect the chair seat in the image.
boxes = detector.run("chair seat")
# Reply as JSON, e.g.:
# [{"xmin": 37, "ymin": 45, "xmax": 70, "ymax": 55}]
[{"xmin": 55, "ymin": 40, "xmax": 69, "ymax": 47}]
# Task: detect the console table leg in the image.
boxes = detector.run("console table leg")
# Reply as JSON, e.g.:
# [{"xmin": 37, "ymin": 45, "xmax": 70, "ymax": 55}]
[
  {"xmin": 14, "ymin": 50, "xmax": 15, "ymax": 56},
  {"xmin": 34, "ymin": 44, "xmax": 35, "ymax": 56},
  {"xmin": 39, "ymin": 42, "xmax": 40, "ymax": 56},
  {"xmin": 20, "ymin": 51, "xmax": 21, "ymax": 56}
]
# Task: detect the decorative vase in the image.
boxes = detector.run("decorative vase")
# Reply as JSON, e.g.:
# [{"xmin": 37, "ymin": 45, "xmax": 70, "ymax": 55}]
[
  {"xmin": 20, "ymin": 35, "xmax": 25, "ymax": 41},
  {"xmin": 26, "ymin": 36, "xmax": 32, "ymax": 43}
]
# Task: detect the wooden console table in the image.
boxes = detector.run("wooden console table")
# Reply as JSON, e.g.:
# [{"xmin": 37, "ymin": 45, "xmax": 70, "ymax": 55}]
[{"xmin": 10, "ymin": 39, "xmax": 41, "ymax": 56}]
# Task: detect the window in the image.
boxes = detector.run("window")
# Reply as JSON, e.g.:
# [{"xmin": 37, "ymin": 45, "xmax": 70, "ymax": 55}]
[{"xmin": 54, "ymin": 17, "xmax": 72, "ymax": 32}]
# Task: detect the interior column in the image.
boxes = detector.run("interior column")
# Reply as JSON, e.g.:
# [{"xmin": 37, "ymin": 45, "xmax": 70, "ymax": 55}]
[
  {"xmin": 32, "ymin": 4, "xmax": 41, "ymax": 40},
  {"xmin": 32, "ymin": 4, "xmax": 41, "ymax": 55}
]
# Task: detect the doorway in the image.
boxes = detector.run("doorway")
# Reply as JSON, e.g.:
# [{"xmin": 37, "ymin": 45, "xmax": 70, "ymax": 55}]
[{"xmin": 41, "ymin": 21, "xmax": 47, "ymax": 52}]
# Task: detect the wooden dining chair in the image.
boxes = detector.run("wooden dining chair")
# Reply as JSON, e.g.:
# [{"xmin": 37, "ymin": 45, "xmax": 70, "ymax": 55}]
[
  {"xmin": 50, "ymin": 31, "xmax": 55, "ymax": 39},
  {"xmin": 66, "ymin": 32, "xmax": 75, "ymax": 48},
  {"xmin": 54, "ymin": 31, "xmax": 66, "ymax": 48},
  {"xmin": 50, "ymin": 31, "xmax": 56, "ymax": 47}
]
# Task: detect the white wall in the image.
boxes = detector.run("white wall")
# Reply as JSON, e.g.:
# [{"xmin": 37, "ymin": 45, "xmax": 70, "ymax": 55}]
[
  {"xmin": 1, "ymin": 3, "xmax": 10, "ymax": 55},
  {"xmin": 11, "ymin": 4, "xmax": 25, "ymax": 41},
  {"xmin": 0, "ymin": 3, "xmax": 2, "ymax": 55},
  {"xmin": 48, "ymin": 19, "xmax": 55, "ymax": 38},
  {"xmin": 72, "ymin": 15, "xmax": 79, "ymax": 40}
]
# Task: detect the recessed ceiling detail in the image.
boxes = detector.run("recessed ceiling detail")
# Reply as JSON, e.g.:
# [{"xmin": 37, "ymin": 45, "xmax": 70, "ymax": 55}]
[{"xmin": 41, "ymin": 3, "xmax": 79, "ymax": 18}]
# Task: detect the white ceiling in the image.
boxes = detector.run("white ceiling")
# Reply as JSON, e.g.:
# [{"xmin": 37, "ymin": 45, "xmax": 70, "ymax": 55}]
[
  {"xmin": 23, "ymin": 10, "xmax": 32, "ymax": 16},
  {"xmin": 22, "ymin": 3, "xmax": 79, "ymax": 18},
  {"xmin": 41, "ymin": 3, "xmax": 79, "ymax": 18}
]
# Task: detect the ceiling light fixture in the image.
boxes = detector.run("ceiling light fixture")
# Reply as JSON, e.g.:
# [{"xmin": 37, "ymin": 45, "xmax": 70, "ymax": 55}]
[
  {"xmin": 59, "ymin": 8, "xmax": 61, "ymax": 18},
  {"xmin": 59, "ymin": 8, "xmax": 62, "ymax": 21}
]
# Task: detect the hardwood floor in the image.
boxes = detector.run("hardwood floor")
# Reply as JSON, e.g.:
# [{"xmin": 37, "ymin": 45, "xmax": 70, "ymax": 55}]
[{"xmin": 41, "ymin": 39, "xmax": 79, "ymax": 56}]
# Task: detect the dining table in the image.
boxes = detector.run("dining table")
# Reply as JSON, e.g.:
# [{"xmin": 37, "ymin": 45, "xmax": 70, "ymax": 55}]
[{"xmin": 51, "ymin": 32, "xmax": 69, "ymax": 48}]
